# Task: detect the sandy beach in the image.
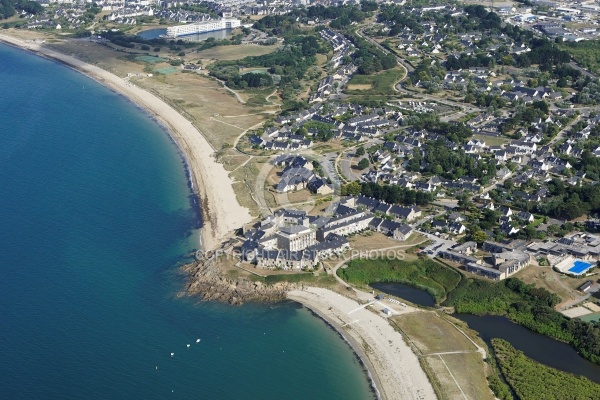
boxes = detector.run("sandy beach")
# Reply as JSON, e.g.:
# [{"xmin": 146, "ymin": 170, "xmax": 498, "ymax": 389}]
[
  {"xmin": 288, "ymin": 287, "xmax": 437, "ymax": 400},
  {"xmin": 0, "ymin": 33, "xmax": 438, "ymax": 399},
  {"xmin": 0, "ymin": 33, "xmax": 252, "ymax": 251}
]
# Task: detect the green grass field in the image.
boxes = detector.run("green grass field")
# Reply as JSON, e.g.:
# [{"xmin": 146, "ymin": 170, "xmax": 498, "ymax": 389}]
[
  {"xmin": 135, "ymin": 55, "xmax": 166, "ymax": 63},
  {"xmin": 345, "ymin": 67, "xmax": 404, "ymax": 96},
  {"xmin": 154, "ymin": 66, "xmax": 179, "ymax": 75},
  {"xmin": 579, "ymin": 312, "xmax": 600, "ymax": 323},
  {"xmin": 338, "ymin": 257, "xmax": 462, "ymax": 303}
]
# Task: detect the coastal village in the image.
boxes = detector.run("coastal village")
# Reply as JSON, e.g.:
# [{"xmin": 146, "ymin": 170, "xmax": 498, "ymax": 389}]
[{"xmin": 3, "ymin": 0, "xmax": 600, "ymax": 398}]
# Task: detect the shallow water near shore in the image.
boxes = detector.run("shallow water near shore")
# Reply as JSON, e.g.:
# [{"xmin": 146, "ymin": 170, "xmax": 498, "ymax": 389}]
[{"xmin": 0, "ymin": 44, "xmax": 375, "ymax": 399}]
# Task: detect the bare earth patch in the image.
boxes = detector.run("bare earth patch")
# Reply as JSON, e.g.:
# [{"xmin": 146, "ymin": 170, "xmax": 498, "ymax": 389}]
[{"xmin": 347, "ymin": 83, "xmax": 373, "ymax": 91}]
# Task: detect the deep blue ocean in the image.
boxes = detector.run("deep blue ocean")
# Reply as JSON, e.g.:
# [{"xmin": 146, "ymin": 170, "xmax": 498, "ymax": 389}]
[{"xmin": 0, "ymin": 44, "xmax": 374, "ymax": 399}]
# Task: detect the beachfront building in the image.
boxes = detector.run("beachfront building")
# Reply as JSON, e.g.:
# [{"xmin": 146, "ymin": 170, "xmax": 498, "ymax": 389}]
[
  {"xmin": 439, "ymin": 241, "xmax": 530, "ymax": 280},
  {"xmin": 276, "ymin": 225, "xmax": 316, "ymax": 252},
  {"xmin": 316, "ymin": 209, "xmax": 373, "ymax": 241},
  {"xmin": 527, "ymin": 232, "xmax": 600, "ymax": 261},
  {"xmin": 166, "ymin": 18, "xmax": 240, "ymax": 38}
]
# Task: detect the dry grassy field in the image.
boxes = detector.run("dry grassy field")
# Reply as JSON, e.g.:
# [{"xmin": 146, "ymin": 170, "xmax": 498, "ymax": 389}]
[
  {"xmin": 513, "ymin": 264, "xmax": 584, "ymax": 304},
  {"xmin": 347, "ymin": 84, "xmax": 373, "ymax": 91},
  {"xmin": 348, "ymin": 232, "xmax": 425, "ymax": 252},
  {"xmin": 198, "ymin": 44, "xmax": 280, "ymax": 60},
  {"xmin": 392, "ymin": 312, "xmax": 494, "ymax": 400},
  {"xmin": 228, "ymin": 158, "xmax": 262, "ymax": 217},
  {"xmin": 135, "ymin": 73, "xmax": 266, "ymax": 149}
]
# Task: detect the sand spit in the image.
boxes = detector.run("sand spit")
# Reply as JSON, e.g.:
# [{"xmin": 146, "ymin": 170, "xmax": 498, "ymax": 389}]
[
  {"xmin": 288, "ymin": 287, "xmax": 437, "ymax": 400},
  {"xmin": 0, "ymin": 34, "xmax": 252, "ymax": 250}
]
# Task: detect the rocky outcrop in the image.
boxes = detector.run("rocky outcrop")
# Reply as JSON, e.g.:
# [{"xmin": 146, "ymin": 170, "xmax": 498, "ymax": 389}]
[{"xmin": 181, "ymin": 255, "xmax": 300, "ymax": 305}]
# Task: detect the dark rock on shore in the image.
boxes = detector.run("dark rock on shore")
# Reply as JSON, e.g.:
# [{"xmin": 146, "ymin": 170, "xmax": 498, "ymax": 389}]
[{"xmin": 181, "ymin": 255, "xmax": 300, "ymax": 305}]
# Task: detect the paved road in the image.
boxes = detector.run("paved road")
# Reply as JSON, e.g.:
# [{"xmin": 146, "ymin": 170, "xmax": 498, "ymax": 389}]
[
  {"xmin": 339, "ymin": 152, "xmax": 363, "ymax": 181},
  {"xmin": 569, "ymin": 61, "xmax": 597, "ymax": 79},
  {"xmin": 548, "ymin": 114, "xmax": 582, "ymax": 147},
  {"xmin": 414, "ymin": 229, "xmax": 457, "ymax": 258},
  {"xmin": 355, "ymin": 26, "xmax": 482, "ymax": 118}
]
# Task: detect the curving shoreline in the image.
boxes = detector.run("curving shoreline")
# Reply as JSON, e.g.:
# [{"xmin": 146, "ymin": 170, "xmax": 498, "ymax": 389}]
[
  {"xmin": 1, "ymin": 34, "xmax": 437, "ymax": 400},
  {"xmin": 0, "ymin": 33, "xmax": 252, "ymax": 251},
  {"xmin": 288, "ymin": 287, "xmax": 437, "ymax": 400},
  {"xmin": 292, "ymin": 298, "xmax": 383, "ymax": 400}
]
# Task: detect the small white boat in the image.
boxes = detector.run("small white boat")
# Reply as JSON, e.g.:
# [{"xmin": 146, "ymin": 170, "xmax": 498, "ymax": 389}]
[
  {"xmin": 196, "ymin": 339, "xmax": 201, "ymax": 343},
  {"xmin": 186, "ymin": 344, "xmax": 190, "ymax": 348},
  {"xmin": 170, "ymin": 352, "xmax": 174, "ymax": 357}
]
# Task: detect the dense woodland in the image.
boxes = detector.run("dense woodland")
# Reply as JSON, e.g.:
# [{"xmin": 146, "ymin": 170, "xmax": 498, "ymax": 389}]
[
  {"xmin": 0, "ymin": 0, "xmax": 42, "ymax": 19},
  {"xmin": 492, "ymin": 339, "xmax": 600, "ymax": 399},
  {"xmin": 210, "ymin": 35, "xmax": 320, "ymax": 96},
  {"xmin": 407, "ymin": 139, "xmax": 497, "ymax": 184}
]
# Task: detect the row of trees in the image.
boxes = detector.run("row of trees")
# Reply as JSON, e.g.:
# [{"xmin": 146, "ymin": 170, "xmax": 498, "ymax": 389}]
[
  {"xmin": 343, "ymin": 31, "xmax": 397, "ymax": 75},
  {"xmin": 340, "ymin": 181, "xmax": 433, "ymax": 206}
]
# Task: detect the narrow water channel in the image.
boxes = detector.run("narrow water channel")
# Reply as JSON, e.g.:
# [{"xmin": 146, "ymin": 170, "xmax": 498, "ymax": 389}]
[{"xmin": 371, "ymin": 282, "xmax": 600, "ymax": 383}]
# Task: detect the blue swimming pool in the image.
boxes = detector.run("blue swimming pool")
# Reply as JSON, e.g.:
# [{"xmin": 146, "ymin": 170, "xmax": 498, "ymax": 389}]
[{"xmin": 568, "ymin": 260, "xmax": 595, "ymax": 274}]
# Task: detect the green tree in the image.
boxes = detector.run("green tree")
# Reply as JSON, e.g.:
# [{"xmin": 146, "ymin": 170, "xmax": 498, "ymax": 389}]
[
  {"xmin": 341, "ymin": 181, "xmax": 361, "ymax": 196},
  {"xmin": 472, "ymin": 230, "xmax": 488, "ymax": 244},
  {"xmin": 357, "ymin": 158, "xmax": 370, "ymax": 170},
  {"xmin": 355, "ymin": 146, "xmax": 365, "ymax": 156}
]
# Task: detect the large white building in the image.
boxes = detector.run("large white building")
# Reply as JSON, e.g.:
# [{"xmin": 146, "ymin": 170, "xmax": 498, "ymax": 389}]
[{"xmin": 166, "ymin": 18, "xmax": 240, "ymax": 38}]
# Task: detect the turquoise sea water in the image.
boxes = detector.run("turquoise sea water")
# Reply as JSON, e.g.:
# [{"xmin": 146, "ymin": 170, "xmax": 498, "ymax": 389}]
[{"xmin": 0, "ymin": 44, "xmax": 375, "ymax": 399}]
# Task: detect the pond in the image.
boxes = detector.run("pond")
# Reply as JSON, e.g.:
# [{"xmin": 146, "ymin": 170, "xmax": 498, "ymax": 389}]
[
  {"xmin": 455, "ymin": 314, "xmax": 600, "ymax": 384},
  {"xmin": 370, "ymin": 282, "xmax": 600, "ymax": 383}
]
